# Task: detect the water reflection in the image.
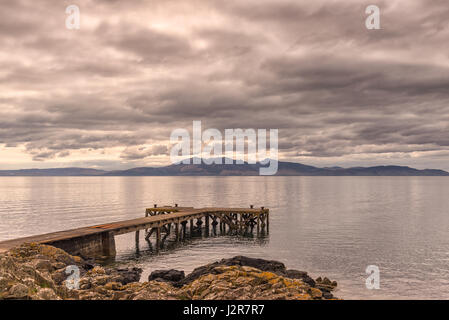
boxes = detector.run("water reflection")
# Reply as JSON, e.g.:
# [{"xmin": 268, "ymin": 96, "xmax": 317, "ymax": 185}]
[
  {"xmin": 127, "ymin": 224, "xmax": 269, "ymax": 260},
  {"xmin": 1, "ymin": 176, "xmax": 449, "ymax": 299}
]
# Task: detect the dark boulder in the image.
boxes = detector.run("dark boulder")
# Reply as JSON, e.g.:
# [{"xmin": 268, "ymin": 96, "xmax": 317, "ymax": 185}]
[
  {"xmin": 322, "ymin": 292, "xmax": 334, "ymax": 299},
  {"xmin": 219, "ymin": 256, "xmax": 286, "ymax": 273},
  {"xmin": 115, "ymin": 267, "xmax": 142, "ymax": 284},
  {"xmin": 176, "ymin": 256, "xmax": 287, "ymax": 287},
  {"xmin": 315, "ymin": 276, "xmax": 338, "ymax": 294},
  {"xmin": 284, "ymin": 269, "xmax": 316, "ymax": 287},
  {"xmin": 81, "ymin": 259, "xmax": 96, "ymax": 271},
  {"xmin": 154, "ymin": 255, "xmax": 335, "ymax": 298},
  {"xmin": 148, "ymin": 269, "xmax": 185, "ymax": 283}
]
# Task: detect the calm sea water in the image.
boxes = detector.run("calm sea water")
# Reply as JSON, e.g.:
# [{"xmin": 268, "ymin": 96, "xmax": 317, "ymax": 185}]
[{"xmin": 0, "ymin": 176, "xmax": 448, "ymax": 299}]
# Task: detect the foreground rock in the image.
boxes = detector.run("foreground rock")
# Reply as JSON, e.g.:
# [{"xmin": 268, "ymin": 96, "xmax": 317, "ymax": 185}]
[
  {"xmin": 148, "ymin": 269, "xmax": 186, "ymax": 284},
  {"xmin": 0, "ymin": 243, "xmax": 338, "ymax": 300},
  {"xmin": 174, "ymin": 256, "xmax": 316, "ymax": 288}
]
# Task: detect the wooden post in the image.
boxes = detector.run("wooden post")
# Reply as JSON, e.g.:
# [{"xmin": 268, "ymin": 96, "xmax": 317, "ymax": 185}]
[
  {"xmin": 144, "ymin": 211, "xmax": 149, "ymax": 232},
  {"xmin": 266, "ymin": 212, "xmax": 269, "ymax": 233},
  {"xmin": 257, "ymin": 214, "xmax": 260, "ymax": 234},
  {"xmin": 101, "ymin": 231, "xmax": 116, "ymax": 257},
  {"xmin": 260, "ymin": 207, "xmax": 266, "ymax": 230},
  {"xmin": 204, "ymin": 215, "xmax": 209, "ymax": 236},
  {"xmin": 175, "ymin": 222, "xmax": 179, "ymax": 241},
  {"xmin": 181, "ymin": 221, "xmax": 187, "ymax": 237},
  {"xmin": 145, "ymin": 228, "xmax": 155, "ymax": 241},
  {"xmin": 156, "ymin": 227, "xmax": 161, "ymax": 247},
  {"xmin": 135, "ymin": 230, "xmax": 140, "ymax": 253}
]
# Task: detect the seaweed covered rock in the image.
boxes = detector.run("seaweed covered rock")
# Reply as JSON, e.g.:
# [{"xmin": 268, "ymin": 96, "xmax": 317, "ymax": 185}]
[
  {"xmin": 0, "ymin": 243, "xmax": 81, "ymax": 299},
  {"xmin": 0, "ymin": 243, "xmax": 142, "ymax": 300},
  {"xmin": 175, "ymin": 255, "xmax": 317, "ymax": 292},
  {"xmin": 177, "ymin": 265, "xmax": 314, "ymax": 300},
  {"xmin": 148, "ymin": 269, "xmax": 185, "ymax": 283},
  {"xmin": 0, "ymin": 244, "xmax": 338, "ymax": 300}
]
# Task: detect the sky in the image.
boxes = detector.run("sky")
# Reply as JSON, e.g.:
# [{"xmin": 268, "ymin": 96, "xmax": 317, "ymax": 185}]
[{"xmin": 1, "ymin": 0, "xmax": 449, "ymax": 170}]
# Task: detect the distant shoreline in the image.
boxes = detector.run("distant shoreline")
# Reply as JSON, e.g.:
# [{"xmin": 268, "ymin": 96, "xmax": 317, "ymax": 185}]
[{"xmin": 0, "ymin": 158, "xmax": 448, "ymax": 176}]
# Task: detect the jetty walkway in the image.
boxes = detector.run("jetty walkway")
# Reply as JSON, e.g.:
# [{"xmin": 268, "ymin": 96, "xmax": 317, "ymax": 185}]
[{"xmin": 0, "ymin": 205, "xmax": 269, "ymax": 257}]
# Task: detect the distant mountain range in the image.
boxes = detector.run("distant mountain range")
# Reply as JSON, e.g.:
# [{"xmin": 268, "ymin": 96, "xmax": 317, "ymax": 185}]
[{"xmin": 0, "ymin": 158, "xmax": 448, "ymax": 176}]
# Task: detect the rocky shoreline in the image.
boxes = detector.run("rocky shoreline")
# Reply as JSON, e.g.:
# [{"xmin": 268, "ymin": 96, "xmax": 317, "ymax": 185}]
[{"xmin": 0, "ymin": 243, "xmax": 338, "ymax": 300}]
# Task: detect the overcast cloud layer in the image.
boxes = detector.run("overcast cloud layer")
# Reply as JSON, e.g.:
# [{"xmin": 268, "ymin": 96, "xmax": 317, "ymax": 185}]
[{"xmin": 1, "ymin": 0, "xmax": 449, "ymax": 170}]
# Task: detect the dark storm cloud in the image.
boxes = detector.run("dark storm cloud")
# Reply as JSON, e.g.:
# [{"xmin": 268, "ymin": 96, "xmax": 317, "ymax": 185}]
[{"xmin": 0, "ymin": 0, "xmax": 448, "ymax": 169}]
